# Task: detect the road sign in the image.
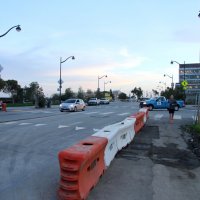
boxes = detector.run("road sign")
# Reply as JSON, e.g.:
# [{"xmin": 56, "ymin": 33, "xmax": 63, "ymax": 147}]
[
  {"xmin": 181, "ymin": 80, "xmax": 188, "ymax": 87},
  {"xmin": 58, "ymin": 79, "xmax": 64, "ymax": 84}
]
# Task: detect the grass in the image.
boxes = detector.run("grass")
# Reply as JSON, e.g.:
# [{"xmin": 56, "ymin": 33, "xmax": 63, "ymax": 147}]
[{"xmin": 190, "ymin": 124, "xmax": 200, "ymax": 135}]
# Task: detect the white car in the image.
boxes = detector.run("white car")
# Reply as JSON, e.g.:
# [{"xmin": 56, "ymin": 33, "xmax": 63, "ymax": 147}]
[
  {"xmin": 88, "ymin": 98, "xmax": 100, "ymax": 106},
  {"xmin": 100, "ymin": 98, "xmax": 110, "ymax": 104},
  {"xmin": 60, "ymin": 99, "xmax": 86, "ymax": 112}
]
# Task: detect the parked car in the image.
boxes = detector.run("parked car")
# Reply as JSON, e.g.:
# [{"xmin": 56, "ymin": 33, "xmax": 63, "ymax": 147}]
[
  {"xmin": 100, "ymin": 98, "xmax": 110, "ymax": 104},
  {"xmin": 59, "ymin": 99, "xmax": 86, "ymax": 112},
  {"xmin": 88, "ymin": 98, "xmax": 100, "ymax": 106}
]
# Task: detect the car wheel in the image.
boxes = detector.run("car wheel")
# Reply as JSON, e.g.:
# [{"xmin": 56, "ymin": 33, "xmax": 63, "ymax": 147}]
[
  {"xmin": 82, "ymin": 106, "xmax": 85, "ymax": 111},
  {"xmin": 74, "ymin": 107, "xmax": 77, "ymax": 112},
  {"xmin": 174, "ymin": 105, "xmax": 179, "ymax": 111},
  {"xmin": 149, "ymin": 105, "xmax": 154, "ymax": 111},
  {"xmin": 60, "ymin": 110, "xmax": 63, "ymax": 112}
]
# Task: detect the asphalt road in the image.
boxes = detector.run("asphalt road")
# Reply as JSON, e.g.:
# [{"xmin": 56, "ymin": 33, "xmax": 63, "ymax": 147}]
[
  {"xmin": 0, "ymin": 102, "xmax": 198, "ymax": 200},
  {"xmin": 0, "ymin": 101, "xmax": 139, "ymax": 200}
]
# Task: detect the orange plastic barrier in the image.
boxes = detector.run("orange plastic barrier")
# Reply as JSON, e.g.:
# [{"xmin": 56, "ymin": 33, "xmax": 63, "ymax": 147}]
[
  {"xmin": 58, "ymin": 136, "xmax": 108, "ymax": 200},
  {"xmin": 129, "ymin": 112, "xmax": 145, "ymax": 133},
  {"xmin": 2, "ymin": 103, "xmax": 7, "ymax": 112}
]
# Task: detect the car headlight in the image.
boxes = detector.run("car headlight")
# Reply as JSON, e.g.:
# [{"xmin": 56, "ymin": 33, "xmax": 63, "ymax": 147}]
[{"xmin": 143, "ymin": 102, "xmax": 147, "ymax": 104}]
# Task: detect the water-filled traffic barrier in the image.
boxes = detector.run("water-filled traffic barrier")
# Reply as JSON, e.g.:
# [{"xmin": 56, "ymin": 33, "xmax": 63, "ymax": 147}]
[
  {"xmin": 129, "ymin": 112, "xmax": 145, "ymax": 133},
  {"xmin": 58, "ymin": 136, "xmax": 108, "ymax": 200}
]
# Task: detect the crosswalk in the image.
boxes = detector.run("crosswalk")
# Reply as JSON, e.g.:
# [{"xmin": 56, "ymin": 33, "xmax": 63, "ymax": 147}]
[{"xmin": 153, "ymin": 113, "xmax": 192, "ymax": 120}]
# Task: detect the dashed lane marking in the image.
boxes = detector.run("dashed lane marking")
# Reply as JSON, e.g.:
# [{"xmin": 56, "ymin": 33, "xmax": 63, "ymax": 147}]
[
  {"xmin": 118, "ymin": 112, "xmax": 130, "ymax": 116},
  {"xmin": 100, "ymin": 112, "xmax": 114, "ymax": 115},
  {"xmin": 19, "ymin": 123, "xmax": 33, "ymax": 126},
  {"xmin": 173, "ymin": 115, "xmax": 182, "ymax": 120},
  {"xmin": 3, "ymin": 121, "xmax": 17, "ymax": 125},
  {"xmin": 34, "ymin": 124, "xmax": 47, "ymax": 127},
  {"xmin": 75, "ymin": 126, "xmax": 86, "ymax": 131},
  {"xmin": 58, "ymin": 125, "xmax": 69, "ymax": 128}
]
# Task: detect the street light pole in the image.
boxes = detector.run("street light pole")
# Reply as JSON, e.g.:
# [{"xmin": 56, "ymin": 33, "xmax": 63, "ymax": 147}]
[
  {"xmin": 164, "ymin": 74, "xmax": 174, "ymax": 89},
  {"xmin": 104, "ymin": 81, "xmax": 111, "ymax": 92},
  {"xmin": 0, "ymin": 25, "xmax": 21, "ymax": 37},
  {"xmin": 97, "ymin": 75, "xmax": 107, "ymax": 91},
  {"xmin": 59, "ymin": 56, "xmax": 75, "ymax": 104}
]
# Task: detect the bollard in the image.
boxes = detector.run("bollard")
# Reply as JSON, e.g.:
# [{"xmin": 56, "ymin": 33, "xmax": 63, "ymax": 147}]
[{"xmin": 2, "ymin": 103, "xmax": 7, "ymax": 112}]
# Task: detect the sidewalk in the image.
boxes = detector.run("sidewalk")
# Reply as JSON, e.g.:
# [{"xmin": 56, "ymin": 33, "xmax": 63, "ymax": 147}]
[{"xmin": 88, "ymin": 115, "xmax": 200, "ymax": 200}]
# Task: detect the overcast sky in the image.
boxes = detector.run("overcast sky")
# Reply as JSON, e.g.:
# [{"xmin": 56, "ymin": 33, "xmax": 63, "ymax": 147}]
[{"xmin": 0, "ymin": 1, "xmax": 200, "ymax": 97}]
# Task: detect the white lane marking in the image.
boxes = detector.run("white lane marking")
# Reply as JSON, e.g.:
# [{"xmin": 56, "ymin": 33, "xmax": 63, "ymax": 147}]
[
  {"xmin": 173, "ymin": 115, "xmax": 182, "ymax": 120},
  {"xmin": 57, "ymin": 122, "xmax": 82, "ymax": 129},
  {"xmin": 19, "ymin": 123, "xmax": 32, "ymax": 126},
  {"xmin": 58, "ymin": 125, "xmax": 69, "ymax": 129},
  {"xmin": 100, "ymin": 112, "xmax": 114, "ymax": 115},
  {"xmin": 118, "ymin": 112, "xmax": 130, "ymax": 116},
  {"xmin": 75, "ymin": 126, "xmax": 86, "ymax": 131},
  {"xmin": 3, "ymin": 121, "xmax": 17, "ymax": 125},
  {"xmin": 35, "ymin": 124, "xmax": 47, "ymax": 127},
  {"xmin": 154, "ymin": 114, "xmax": 163, "ymax": 119},
  {"xmin": 84, "ymin": 112, "xmax": 98, "ymax": 115}
]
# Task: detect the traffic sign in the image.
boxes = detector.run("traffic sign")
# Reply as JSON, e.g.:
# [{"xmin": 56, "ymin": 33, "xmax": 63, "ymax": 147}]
[
  {"xmin": 58, "ymin": 79, "xmax": 64, "ymax": 84},
  {"xmin": 181, "ymin": 80, "xmax": 188, "ymax": 87}
]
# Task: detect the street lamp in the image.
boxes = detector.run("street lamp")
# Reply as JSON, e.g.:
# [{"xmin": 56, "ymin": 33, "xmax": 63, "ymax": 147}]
[
  {"xmin": 104, "ymin": 81, "xmax": 111, "ymax": 92},
  {"xmin": 98, "ymin": 75, "xmax": 107, "ymax": 91},
  {"xmin": 159, "ymin": 81, "xmax": 166, "ymax": 90},
  {"xmin": 164, "ymin": 74, "xmax": 174, "ymax": 89},
  {"xmin": 171, "ymin": 60, "xmax": 186, "ymax": 81},
  {"xmin": 0, "ymin": 25, "xmax": 21, "ymax": 37},
  {"xmin": 59, "ymin": 56, "xmax": 75, "ymax": 103}
]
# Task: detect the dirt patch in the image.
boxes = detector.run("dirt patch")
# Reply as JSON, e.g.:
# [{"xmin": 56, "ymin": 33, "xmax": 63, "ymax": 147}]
[{"xmin": 116, "ymin": 126, "xmax": 200, "ymax": 170}]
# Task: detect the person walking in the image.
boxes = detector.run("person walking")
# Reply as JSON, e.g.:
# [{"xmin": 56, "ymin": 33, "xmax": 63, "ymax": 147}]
[{"xmin": 168, "ymin": 95, "xmax": 177, "ymax": 123}]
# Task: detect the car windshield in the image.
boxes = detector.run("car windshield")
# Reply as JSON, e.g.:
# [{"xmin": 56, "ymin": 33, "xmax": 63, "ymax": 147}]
[
  {"xmin": 90, "ymin": 98, "xmax": 96, "ymax": 100},
  {"xmin": 64, "ymin": 99, "xmax": 76, "ymax": 103}
]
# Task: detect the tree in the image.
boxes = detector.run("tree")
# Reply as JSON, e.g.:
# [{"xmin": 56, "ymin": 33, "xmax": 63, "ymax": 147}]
[
  {"xmin": 118, "ymin": 92, "xmax": 127, "ymax": 100},
  {"xmin": 77, "ymin": 87, "xmax": 85, "ymax": 100},
  {"xmin": 3, "ymin": 80, "xmax": 21, "ymax": 103},
  {"xmin": 0, "ymin": 78, "xmax": 5, "ymax": 91},
  {"xmin": 152, "ymin": 89, "xmax": 159, "ymax": 96},
  {"xmin": 62, "ymin": 88, "xmax": 75, "ymax": 100},
  {"xmin": 161, "ymin": 86, "xmax": 185, "ymax": 100},
  {"xmin": 109, "ymin": 89, "xmax": 114, "ymax": 100},
  {"xmin": 95, "ymin": 88, "xmax": 102, "ymax": 99},
  {"xmin": 131, "ymin": 87, "xmax": 143, "ymax": 100},
  {"xmin": 28, "ymin": 82, "xmax": 45, "ymax": 108}
]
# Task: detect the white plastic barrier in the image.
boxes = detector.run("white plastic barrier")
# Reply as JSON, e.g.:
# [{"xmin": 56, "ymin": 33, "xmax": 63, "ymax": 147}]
[
  {"xmin": 139, "ymin": 108, "xmax": 148, "ymax": 123},
  {"xmin": 92, "ymin": 117, "xmax": 136, "ymax": 167},
  {"xmin": 114, "ymin": 117, "xmax": 136, "ymax": 150},
  {"xmin": 92, "ymin": 126, "xmax": 119, "ymax": 167}
]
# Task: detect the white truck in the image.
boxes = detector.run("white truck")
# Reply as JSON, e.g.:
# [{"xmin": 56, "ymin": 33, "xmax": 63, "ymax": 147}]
[{"xmin": 88, "ymin": 98, "xmax": 100, "ymax": 106}]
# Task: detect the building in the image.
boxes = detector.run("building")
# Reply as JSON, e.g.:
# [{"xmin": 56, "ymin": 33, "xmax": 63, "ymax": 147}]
[{"xmin": 179, "ymin": 63, "xmax": 200, "ymax": 103}]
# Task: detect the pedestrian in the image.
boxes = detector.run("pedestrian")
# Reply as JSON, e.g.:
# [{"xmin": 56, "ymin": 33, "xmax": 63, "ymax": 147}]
[{"xmin": 168, "ymin": 95, "xmax": 177, "ymax": 123}]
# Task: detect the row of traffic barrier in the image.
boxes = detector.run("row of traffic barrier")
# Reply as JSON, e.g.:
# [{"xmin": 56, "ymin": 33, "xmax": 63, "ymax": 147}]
[{"xmin": 58, "ymin": 107, "xmax": 149, "ymax": 200}]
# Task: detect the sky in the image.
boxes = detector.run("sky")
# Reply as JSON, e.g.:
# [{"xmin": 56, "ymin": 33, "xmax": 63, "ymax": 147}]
[{"xmin": 0, "ymin": 1, "xmax": 200, "ymax": 97}]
